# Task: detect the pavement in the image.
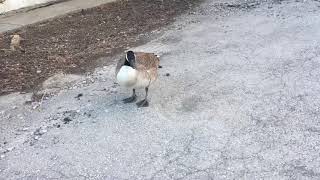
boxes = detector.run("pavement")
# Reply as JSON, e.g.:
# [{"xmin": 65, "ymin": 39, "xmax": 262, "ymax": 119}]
[
  {"xmin": 1, "ymin": 0, "xmax": 320, "ymax": 179},
  {"xmin": 0, "ymin": 0, "xmax": 116, "ymax": 33}
]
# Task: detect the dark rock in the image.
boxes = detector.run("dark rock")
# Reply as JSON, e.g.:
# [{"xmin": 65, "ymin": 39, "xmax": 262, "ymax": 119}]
[
  {"xmin": 75, "ymin": 93, "xmax": 83, "ymax": 100},
  {"xmin": 33, "ymin": 128, "xmax": 47, "ymax": 136},
  {"xmin": 63, "ymin": 117, "xmax": 72, "ymax": 124}
]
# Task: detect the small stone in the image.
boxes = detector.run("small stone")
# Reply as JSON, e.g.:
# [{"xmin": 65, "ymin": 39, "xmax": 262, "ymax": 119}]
[
  {"xmin": 32, "ymin": 104, "xmax": 39, "ymax": 109},
  {"xmin": 34, "ymin": 136, "xmax": 39, "ymax": 140},
  {"xmin": 165, "ymin": 73, "xmax": 170, "ymax": 76},
  {"xmin": 75, "ymin": 93, "xmax": 83, "ymax": 99},
  {"xmin": 7, "ymin": 147, "xmax": 14, "ymax": 152},
  {"xmin": 0, "ymin": 154, "xmax": 5, "ymax": 159},
  {"xmin": 53, "ymin": 137, "xmax": 59, "ymax": 144},
  {"xmin": 36, "ymin": 70, "xmax": 42, "ymax": 74},
  {"xmin": 5, "ymin": 114, "xmax": 12, "ymax": 119},
  {"xmin": 34, "ymin": 128, "xmax": 47, "ymax": 136},
  {"xmin": 41, "ymin": 129, "xmax": 47, "ymax": 134},
  {"xmin": 84, "ymin": 112, "xmax": 92, "ymax": 117},
  {"xmin": 63, "ymin": 117, "xmax": 72, "ymax": 124}
]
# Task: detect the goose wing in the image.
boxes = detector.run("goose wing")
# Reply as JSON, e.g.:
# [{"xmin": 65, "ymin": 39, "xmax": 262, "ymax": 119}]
[{"xmin": 135, "ymin": 52, "xmax": 160, "ymax": 71}]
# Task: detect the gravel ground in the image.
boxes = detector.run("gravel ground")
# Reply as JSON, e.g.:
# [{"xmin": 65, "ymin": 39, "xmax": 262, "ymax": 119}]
[{"xmin": 1, "ymin": 0, "xmax": 320, "ymax": 179}]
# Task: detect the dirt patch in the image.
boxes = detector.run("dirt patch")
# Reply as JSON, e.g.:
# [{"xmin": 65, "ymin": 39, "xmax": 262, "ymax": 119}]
[{"xmin": 0, "ymin": 0, "xmax": 203, "ymax": 95}]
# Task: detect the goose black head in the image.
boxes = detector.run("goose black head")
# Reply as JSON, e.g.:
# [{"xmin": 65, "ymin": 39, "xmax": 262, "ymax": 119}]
[{"xmin": 125, "ymin": 51, "xmax": 136, "ymax": 68}]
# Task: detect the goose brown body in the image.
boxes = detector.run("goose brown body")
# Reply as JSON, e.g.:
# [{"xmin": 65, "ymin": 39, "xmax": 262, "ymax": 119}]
[
  {"xmin": 115, "ymin": 51, "xmax": 160, "ymax": 107},
  {"xmin": 116, "ymin": 52, "xmax": 160, "ymax": 89}
]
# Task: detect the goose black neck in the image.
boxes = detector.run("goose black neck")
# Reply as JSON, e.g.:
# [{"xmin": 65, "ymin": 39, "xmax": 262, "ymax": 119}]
[{"xmin": 125, "ymin": 51, "xmax": 136, "ymax": 68}]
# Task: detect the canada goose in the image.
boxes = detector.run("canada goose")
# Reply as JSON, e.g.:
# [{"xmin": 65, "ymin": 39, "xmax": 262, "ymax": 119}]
[{"xmin": 116, "ymin": 51, "xmax": 160, "ymax": 107}]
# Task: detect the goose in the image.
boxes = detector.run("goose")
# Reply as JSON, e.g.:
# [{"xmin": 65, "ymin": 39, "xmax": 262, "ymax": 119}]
[{"xmin": 115, "ymin": 51, "xmax": 160, "ymax": 107}]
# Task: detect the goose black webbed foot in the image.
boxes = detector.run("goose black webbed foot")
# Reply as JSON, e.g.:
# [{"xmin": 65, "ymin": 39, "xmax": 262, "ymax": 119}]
[
  {"xmin": 136, "ymin": 99, "xmax": 149, "ymax": 107},
  {"xmin": 123, "ymin": 89, "xmax": 137, "ymax": 103},
  {"xmin": 123, "ymin": 95, "xmax": 137, "ymax": 103}
]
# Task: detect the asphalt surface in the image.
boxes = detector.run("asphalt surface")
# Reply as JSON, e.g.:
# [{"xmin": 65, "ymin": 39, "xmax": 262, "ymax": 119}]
[{"xmin": 1, "ymin": 0, "xmax": 320, "ymax": 179}]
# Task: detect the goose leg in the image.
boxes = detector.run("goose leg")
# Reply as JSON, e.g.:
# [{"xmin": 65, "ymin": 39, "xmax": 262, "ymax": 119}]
[
  {"xmin": 137, "ymin": 87, "xmax": 149, "ymax": 107},
  {"xmin": 123, "ymin": 89, "xmax": 137, "ymax": 103}
]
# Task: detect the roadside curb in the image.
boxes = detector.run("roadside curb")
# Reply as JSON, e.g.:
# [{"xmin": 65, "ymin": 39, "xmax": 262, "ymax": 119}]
[
  {"xmin": 0, "ymin": 0, "xmax": 116, "ymax": 33},
  {"xmin": 0, "ymin": 0, "xmax": 70, "ymax": 17}
]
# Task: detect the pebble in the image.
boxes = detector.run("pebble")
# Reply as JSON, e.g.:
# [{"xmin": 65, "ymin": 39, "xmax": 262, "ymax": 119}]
[
  {"xmin": 63, "ymin": 117, "xmax": 72, "ymax": 124},
  {"xmin": 75, "ymin": 93, "xmax": 83, "ymax": 99},
  {"xmin": 32, "ymin": 104, "xmax": 39, "ymax": 110},
  {"xmin": 53, "ymin": 137, "xmax": 59, "ymax": 144},
  {"xmin": 7, "ymin": 147, "xmax": 14, "ymax": 152},
  {"xmin": 49, "ymin": 116, "xmax": 59, "ymax": 121},
  {"xmin": 34, "ymin": 128, "xmax": 47, "ymax": 136},
  {"xmin": 5, "ymin": 114, "xmax": 12, "ymax": 119},
  {"xmin": 0, "ymin": 154, "xmax": 5, "ymax": 159},
  {"xmin": 41, "ymin": 129, "xmax": 48, "ymax": 134}
]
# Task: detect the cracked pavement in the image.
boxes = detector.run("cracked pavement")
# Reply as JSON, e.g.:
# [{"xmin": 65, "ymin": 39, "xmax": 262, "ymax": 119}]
[{"xmin": 1, "ymin": 0, "xmax": 320, "ymax": 179}]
